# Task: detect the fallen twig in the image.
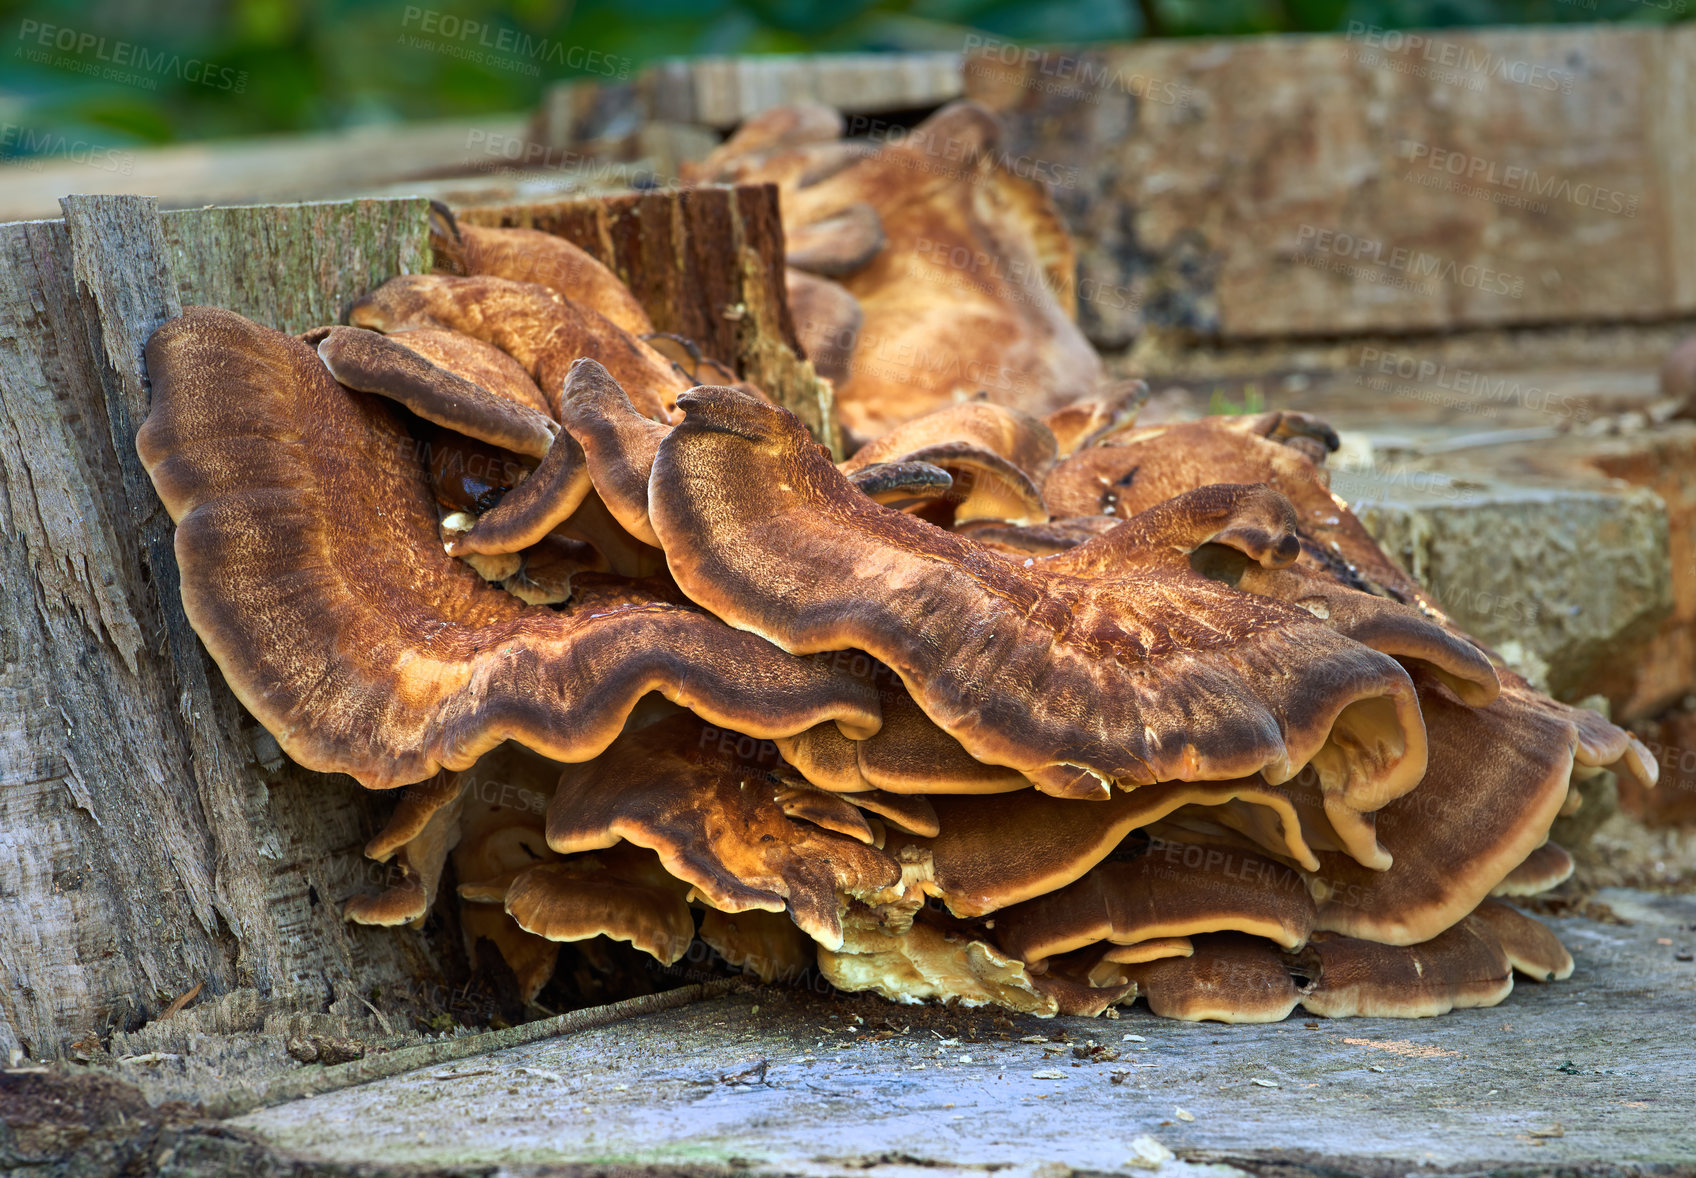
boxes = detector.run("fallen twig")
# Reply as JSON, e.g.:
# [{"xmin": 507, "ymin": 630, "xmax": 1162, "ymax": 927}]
[{"xmin": 200, "ymin": 977, "xmax": 749, "ymax": 1120}]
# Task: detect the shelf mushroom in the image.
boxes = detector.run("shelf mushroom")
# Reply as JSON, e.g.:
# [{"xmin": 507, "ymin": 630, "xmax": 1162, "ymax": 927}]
[
  {"xmin": 137, "ymin": 190, "xmax": 1651, "ymax": 1025},
  {"xmin": 138, "ymin": 307, "xmax": 882, "ymax": 790}
]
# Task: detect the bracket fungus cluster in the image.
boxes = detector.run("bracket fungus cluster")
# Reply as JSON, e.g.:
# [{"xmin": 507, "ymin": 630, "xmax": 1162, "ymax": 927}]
[
  {"xmin": 137, "ymin": 109, "xmax": 1654, "ymax": 1023},
  {"xmin": 684, "ymin": 100, "xmax": 1105, "ymax": 448}
]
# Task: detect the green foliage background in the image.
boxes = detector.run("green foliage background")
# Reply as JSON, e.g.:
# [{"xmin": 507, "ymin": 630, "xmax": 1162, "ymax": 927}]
[{"xmin": 0, "ymin": 0, "xmax": 1687, "ymax": 155}]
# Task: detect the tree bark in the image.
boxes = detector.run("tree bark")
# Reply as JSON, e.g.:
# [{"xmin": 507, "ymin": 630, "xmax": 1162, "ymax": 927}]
[{"xmin": 0, "ymin": 196, "xmax": 448, "ymax": 1061}]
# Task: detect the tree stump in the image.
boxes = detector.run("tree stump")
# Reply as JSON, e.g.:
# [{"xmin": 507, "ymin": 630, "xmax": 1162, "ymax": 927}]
[{"xmin": 0, "ymin": 186, "xmax": 831, "ymax": 1061}]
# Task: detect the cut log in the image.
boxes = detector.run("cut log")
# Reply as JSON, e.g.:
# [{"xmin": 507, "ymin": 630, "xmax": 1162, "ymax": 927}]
[{"xmin": 0, "ymin": 195, "xmax": 449, "ymax": 1062}]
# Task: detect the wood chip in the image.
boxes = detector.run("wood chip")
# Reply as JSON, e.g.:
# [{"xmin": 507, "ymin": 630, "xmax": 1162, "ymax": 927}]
[
  {"xmin": 1032, "ymin": 1069, "xmax": 1065, "ymax": 1079},
  {"xmin": 161, "ymin": 981, "xmax": 203, "ymax": 1020},
  {"xmin": 1250, "ymin": 1077, "xmax": 1280, "ymax": 1087},
  {"xmin": 1175, "ymin": 1107, "xmax": 1195, "ymax": 1121},
  {"xmin": 1124, "ymin": 1135, "xmax": 1174, "ymax": 1170}
]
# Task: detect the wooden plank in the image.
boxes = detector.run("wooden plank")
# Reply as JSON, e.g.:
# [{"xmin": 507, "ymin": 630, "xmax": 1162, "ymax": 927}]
[
  {"xmin": 456, "ymin": 184, "xmax": 840, "ymax": 454},
  {"xmin": 0, "ymin": 196, "xmax": 447, "ymax": 1060},
  {"xmin": 0, "ymin": 117, "xmax": 526, "ymax": 224},
  {"xmin": 530, "ymin": 52, "xmax": 964, "ymax": 148},
  {"xmin": 969, "ymin": 25, "xmax": 1696, "ymax": 344}
]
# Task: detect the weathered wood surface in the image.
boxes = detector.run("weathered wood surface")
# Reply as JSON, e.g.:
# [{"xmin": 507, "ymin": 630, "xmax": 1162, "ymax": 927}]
[
  {"xmin": 528, "ymin": 51, "xmax": 966, "ymax": 150},
  {"xmin": 968, "ymin": 25, "xmax": 1696, "ymax": 346},
  {"xmin": 456, "ymin": 183, "xmax": 840, "ymax": 454},
  {"xmin": 0, "ymin": 116, "xmax": 529, "ymax": 224},
  {"xmin": 227, "ymin": 889, "xmax": 1696, "ymax": 1176},
  {"xmin": 0, "ymin": 195, "xmax": 451, "ymax": 1061}
]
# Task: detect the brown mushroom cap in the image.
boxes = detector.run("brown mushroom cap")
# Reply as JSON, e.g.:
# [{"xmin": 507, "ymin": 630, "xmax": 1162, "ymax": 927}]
[
  {"xmin": 433, "ymin": 218, "xmax": 656, "ymax": 339},
  {"xmin": 1030, "ymin": 965, "xmax": 1138, "ymax": 1016},
  {"xmin": 1045, "ymin": 423, "xmax": 1499, "ymax": 709},
  {"xmin": 346, "ymin": 767, "xmax": 469, "ymax": 929},
  {"xmin": 1049, "ymin": 417, "xmax": 1658, "ymax": 790},
  {"xmin": 692, "ymin": 135, "xmax": 878, "ymax": 199},
  {"xmin": 876, "ymin": 441, "xmax": 1051, "ymax": 527},
  {"xmin": 781, "ymin": 101, "xmax": 1102, "ymax": 440},
  {"xmin": 501, "ymin": 533, "xmax": 604, "ymax": 605},
  {"xmin": 1504, "ymin": 681, "xmax": 1656, "ymax": 788},
  {"xmin": 554, "ymin": 492, "xmax": 665, "ymax": 580},
  {"xmin": 1469, "ymin": 899, "xmax": 1574, "ymax": 981},
  {"xmin": 841, "ymin": 789, "xmax": 940, "ymax": 838},
  {"xmin": 846, "ymin": 460, "xmax": 956, "ymax": 508},
  {"xmin": 1044, "ymin": 418, "xmax": 1427, "ymax": 600},
  {"xmin": 1123, "ymin": 933, "xmax": 1304, "ymax": 1023},
  {"xmin": 699, "ymin": 908, "xmax": 815, "ymax": 984},
  {"xmin": 363, "ymin": 771, "xmax": 465, "ymax": 863},
  {"xmin": 1166, "ymin": 787, "xmax": 1327, "ymax": 872},
  {"xmin": 650, "ymin": 387, "xmax": 1427, "ymax": 804},
  {"xmin": 1100, "ymin": 937, "xmax": 1194, "ymax": 965},
  {"xmin": 778, "ymin": 687, "xmax": 1033, "ymax": 797},
  {"xmin": 347, "ymin": 274, "xmax": 686, "ymax": 419},
  {"xmin": 504, "ymin": 846, "xmax": 695, "ymax": 966},
  {"xmin": 841, "ymin": 400, "xmax": 1059, "ymax": 487},
  {"xmin": 994, "ymin": 840, "xmax": 1316, "ymax": 966},
  {"xmin": 785, "ymin": 268, "xmax": 863, "ymax": 387},
  {"xmin": 1231, "ymin": 562, "xmax": 1500, "ymax": 708},
  {"xmin": 460, "ymin": 904, "xmax": 560, "ymax": 1003},
  {"xmin": 555, "ymin": 358, "xmax": 671, "ymax": 547},
  {"xmin": 442, "ymin": 427, "xmax": 592, "ymax": 558},
  {"xmin": 786, "ymin": 202, "xmax": 887, "ymax": 277},
  {"xmin": 138, "ymin": 308, "xmax": 880, "ymax": 789},
  {"xmin": 448, "ymin": 745, "xmax": 562, "ymax": 902},
  {"xmin": 384, "ymin": 328, "xmax": 550, "ymax": 414},
  {"xmin": 1492, "ymin": 841, "xmax": 1575, "ymax": 897},
  {"xmin": 316, "ymin": 326, "xmax": 559, "ymax": 459},
  {"xmin": 1299, "ymin": 915, "xmax": 1513, "ymax": 1018},
  {"xmin": 1499, "ymin": 844, "xmax": 1573, "ymax": 901},
  {"xmin": 896, "ymin": 779, "xmax": 1313, "ymax": 918},
  {"xmin": 545, "ymin": 714, "xmax": 902, "ymax": 949},
  {"xmin": 687, "ymin": 102, "xmax": 846, "ymax": 179},
  {"xmin": 343, "ymin": 862, "xmax": 432, "ymax": 928},
  {"xmin": 1307, "ymin": 674, "xmax": 1578, "ymax": 946},
  {"xmin": 1044, "ymin": 382, "xmax": 1149, "ymax": 457}
]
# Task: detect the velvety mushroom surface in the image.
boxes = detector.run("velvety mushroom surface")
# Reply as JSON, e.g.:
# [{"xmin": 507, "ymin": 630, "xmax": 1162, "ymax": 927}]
[{"xmin": 136, "ymin": 134, "xmax": 1650, "ymax": 1022}]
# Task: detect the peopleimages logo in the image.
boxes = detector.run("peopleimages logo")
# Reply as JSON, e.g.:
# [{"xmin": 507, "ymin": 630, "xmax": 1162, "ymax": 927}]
[
  {"xmin": 1355, "ymin": 345, "xmax": 1590, "ymax": 424},
  {"xmin": 1, "ymin": 123, "xmax": 135, "ymax": 174},
  {"xmin": 1346, "ymin": 22, "xmax": 1575, "ymax": 94},
  {"xmin": 398, "ymin": 8, "xmax": 631, "ymax": 78},
  {"xmin": 1296, "ymin": 225, "xmax": 1525, "ymax": 299},
  {"xmin": 1401, "ymin": 141, "xmax": 1639, "ymax": 218}
]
